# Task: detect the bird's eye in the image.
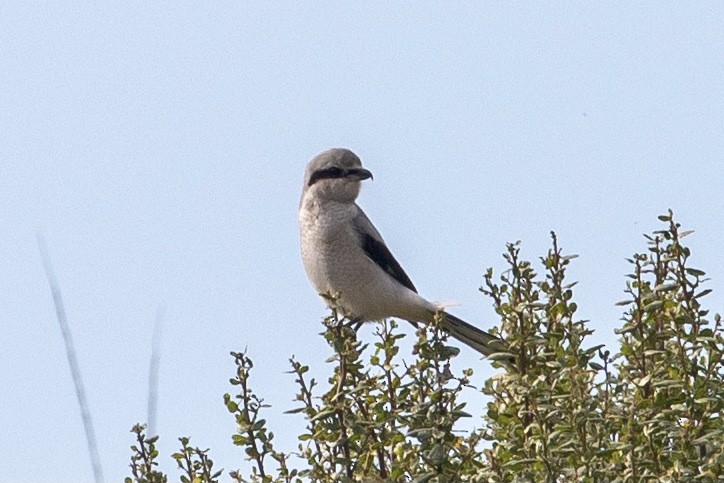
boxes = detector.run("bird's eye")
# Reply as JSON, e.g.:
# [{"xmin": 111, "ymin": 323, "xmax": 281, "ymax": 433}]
[{"xmin": 324, "ymin": 166, "xmax": 344, "ymax": 177}]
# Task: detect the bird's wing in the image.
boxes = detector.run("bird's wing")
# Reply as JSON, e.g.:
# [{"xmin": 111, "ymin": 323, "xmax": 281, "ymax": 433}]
[{"xmin": 352, "ymin": 207, "xmax": 418, "ymax": 293}]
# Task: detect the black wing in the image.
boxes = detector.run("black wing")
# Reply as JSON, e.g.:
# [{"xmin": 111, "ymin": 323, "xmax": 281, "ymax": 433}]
[{"xmin": 358, "ymin": 231, "xmax": 417, "ymax": 293}]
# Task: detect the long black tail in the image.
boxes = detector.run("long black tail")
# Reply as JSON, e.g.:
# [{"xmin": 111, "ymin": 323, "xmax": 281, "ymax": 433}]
[{"xmin": 439, "ymin": 312, "xmax": 512, "ymax": 361}]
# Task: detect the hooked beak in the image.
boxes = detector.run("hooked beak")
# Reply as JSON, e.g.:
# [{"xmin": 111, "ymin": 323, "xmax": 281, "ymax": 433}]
[{"xmin": 348, "ymin": 168, "xmax": 373, "ymax": 181}]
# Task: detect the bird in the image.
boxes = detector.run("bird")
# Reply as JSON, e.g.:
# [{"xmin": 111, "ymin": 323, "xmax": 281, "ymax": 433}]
[{"xmin": 298, "ymin": 148, "xmax": 509, "ymax": 359}]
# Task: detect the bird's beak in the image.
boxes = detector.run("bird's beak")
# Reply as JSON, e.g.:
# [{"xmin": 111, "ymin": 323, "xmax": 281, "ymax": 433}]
[{"xmin": 349, "ymin": 168, "xmax": 373, "ymax": 181}]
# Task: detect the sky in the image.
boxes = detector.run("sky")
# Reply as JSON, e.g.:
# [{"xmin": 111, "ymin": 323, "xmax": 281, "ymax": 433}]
[{"xmin": 2, "ymin": 3, "xmax": 723, "ymax": 482}]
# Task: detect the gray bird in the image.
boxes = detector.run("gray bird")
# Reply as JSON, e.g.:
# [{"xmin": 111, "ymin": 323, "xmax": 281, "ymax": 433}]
[{"xmin": 299, "ymin": 148, "xmax": 508, "ymax": 358}]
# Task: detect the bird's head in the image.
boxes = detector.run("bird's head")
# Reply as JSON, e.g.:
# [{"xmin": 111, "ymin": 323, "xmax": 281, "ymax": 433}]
[{"xmin": 302, "ymin": 148, "xmax": 373, "ymax": 203}]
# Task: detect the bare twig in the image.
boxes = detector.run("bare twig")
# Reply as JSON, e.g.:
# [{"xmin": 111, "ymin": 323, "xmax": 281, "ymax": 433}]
[
  {"xmin": 37, "ymin": 234, "xmax": 104, "ymax": 483},
  {"xmin": 147, "ymin": 305, "xmax": 165, "ymax": 436}
]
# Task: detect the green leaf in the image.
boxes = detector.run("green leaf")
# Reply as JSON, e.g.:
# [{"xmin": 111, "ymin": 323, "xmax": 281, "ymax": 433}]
[
  {"xmin": 252, "ymin": 419, "xmax": 266, "ymax": 431},
  {"xmin": 427, "ymin": 443, "xmax": 445, "ymax": 465},
  {"xmin": 411, "ymin": 473, "xmax": 436, "ymax": 483},
  {"xmin": 407, "ymin": 428, "xmax": 432, "ymax": 439},
  {"xmin": 503, "ymin": 458, "xmax": 538, "ymax": 467},
  {"xmin": 452, "ymin": 409, "xmax": 472, "ymax": 418},
  {"xmin": 635, "ymin": 374, "xmax": 652, "ymax": 387},
  {"xmin": 654, "ymin": 282, "xmax": 679, "ymax": 292},
  {"xmin": 310, "ymin": 408, "xmax": 336, "ymax": 422},
  {"xmin": 643, "ymin": 300, "xmax": 663, "ymax": 312},
  {"xmin": 487, "ymin": 352, "xmax": 516, "ymax": 361},
  {"xmin": 283, "ymin": 407, "xmax": 306, "ymax": 415},
  {"xmin": 643, "ymin": 350, "xmax": 666, "ymax": 356}
]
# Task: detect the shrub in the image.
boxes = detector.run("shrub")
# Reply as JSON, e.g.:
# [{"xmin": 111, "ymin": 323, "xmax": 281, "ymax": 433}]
[{"xmin": 127, "ymin": 212, "xmax": 722, "ymax": 482}]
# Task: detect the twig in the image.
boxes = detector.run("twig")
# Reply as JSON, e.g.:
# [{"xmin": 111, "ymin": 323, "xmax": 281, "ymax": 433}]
[
  {"xmin": 147, "ymin": 305, "xmax": 165, "ymax": 436},
  {"xmin": 37, "ymin": 234, "xmax": 104, "ymax": 483}
]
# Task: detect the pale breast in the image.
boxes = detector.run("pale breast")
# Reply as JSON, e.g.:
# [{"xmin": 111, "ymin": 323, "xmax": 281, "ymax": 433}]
[{"xmin": 299, "ymin": 201, "xmax": 362, "ymax": 295}]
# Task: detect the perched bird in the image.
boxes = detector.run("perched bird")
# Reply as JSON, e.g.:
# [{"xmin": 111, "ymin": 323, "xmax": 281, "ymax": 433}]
[{"xmin": 298, "ymin": 148, "xmax": 508, "ymax": 358}]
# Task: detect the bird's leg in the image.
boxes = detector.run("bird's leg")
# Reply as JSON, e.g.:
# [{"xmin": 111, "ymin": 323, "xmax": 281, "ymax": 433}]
[
  {"xmin": 348, "ymin": 316, "xmax": 365, "ymax": 332},
  {"xmin": 331, "ymin": 306, "xmax": 339, "ymax": 324}
]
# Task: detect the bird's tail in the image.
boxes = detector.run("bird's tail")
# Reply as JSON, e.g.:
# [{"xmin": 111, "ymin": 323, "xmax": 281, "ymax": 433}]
[{"xmin": 439, "ymin": 312, "xmax": 512, "ymax": 361}]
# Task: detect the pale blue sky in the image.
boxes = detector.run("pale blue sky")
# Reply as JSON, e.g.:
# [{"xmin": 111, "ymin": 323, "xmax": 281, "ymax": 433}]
[{"xmin": 2, "ymin": 3, "xmax": 723, "ymax": 482}]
